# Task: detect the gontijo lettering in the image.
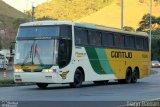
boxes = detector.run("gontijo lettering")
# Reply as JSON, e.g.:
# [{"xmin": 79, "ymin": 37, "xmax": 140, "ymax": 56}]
[{"xmin": 111, "ymin": 51, "xmax": 132, "ymax": 58}]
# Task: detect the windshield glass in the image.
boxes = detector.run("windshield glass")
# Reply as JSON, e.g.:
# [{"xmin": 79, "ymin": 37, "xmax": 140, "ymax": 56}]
[
  {"xmin": 18, "ymin": 26, "xmax": 60, "ymax": 37},
  {"xmin": 14, "ymin": 40, "xmax": 55, "ymax": 65}
]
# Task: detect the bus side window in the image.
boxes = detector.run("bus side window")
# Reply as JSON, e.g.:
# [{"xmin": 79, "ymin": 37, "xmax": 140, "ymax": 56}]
[
  {"xmin": 88, "ymin": 30, "xmax": 102, "ymax": 46},
  {"xmin": 144, "ymin": 37, "xmax": 149, "ymax": 51},
  {"xmin": 102, "ymin": 32, "xmax": 114, "ymax": 47},
  {"xmin": 125, "ymin": 35, "xmax": 135, "ymax": 49},
  {"xmin": 136, "ymin": 37, "xmax": 144, "ymax": 50},
  {"xmin": 75, "ymin": 27, "xmax": 88, "ymax": 46},
  {"xmin": 114, "ymin": 33, "xmax": 125, "ymax": 48}
]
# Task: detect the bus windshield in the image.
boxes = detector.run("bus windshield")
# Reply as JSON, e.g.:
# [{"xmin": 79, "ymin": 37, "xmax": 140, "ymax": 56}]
[{"xmin": 14, "ymin": 40, "xmax": 57, "ymax": 65}]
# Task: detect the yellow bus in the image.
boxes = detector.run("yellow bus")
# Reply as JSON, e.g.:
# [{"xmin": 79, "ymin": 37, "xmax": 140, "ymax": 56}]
[{"xmin": 13, "ymin": 21, "xmax": 150, "ymax": 88}]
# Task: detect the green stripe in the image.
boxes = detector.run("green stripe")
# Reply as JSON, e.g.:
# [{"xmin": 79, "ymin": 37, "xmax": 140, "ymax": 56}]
[
  {"xmin": 85, "ymin": 47, "xmax": 105, "ymax": 74},
  {"xmin": 85, "ymin": 47, "xmax": 114, "ymax": 74},
  {"xmin": 95, "ymin": 48, "xmax": 114, "ymax": 74}
]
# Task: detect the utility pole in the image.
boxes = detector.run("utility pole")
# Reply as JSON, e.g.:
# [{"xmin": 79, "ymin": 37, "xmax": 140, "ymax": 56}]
[
  {"xmin": 32, "ymin": 3, "xmax": 35, "ymax": 22},
  {"xmin": 121, "ymin": 0, "xmax": 124, "ymax": 30},
  {"xmin": 150, "ymin": 0, "xmax": 152, "ymax": 60}
]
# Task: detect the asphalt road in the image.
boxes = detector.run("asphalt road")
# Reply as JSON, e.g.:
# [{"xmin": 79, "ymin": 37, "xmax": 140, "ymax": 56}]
[{"xmin": 0, "ymin": 68, "xmax": 160, "ymax": 107}]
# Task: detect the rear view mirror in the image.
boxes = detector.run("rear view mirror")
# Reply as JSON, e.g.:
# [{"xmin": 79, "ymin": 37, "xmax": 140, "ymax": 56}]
[{"xmin": 10, "ymin": 42, "xmax": 16, "ymax": 56}]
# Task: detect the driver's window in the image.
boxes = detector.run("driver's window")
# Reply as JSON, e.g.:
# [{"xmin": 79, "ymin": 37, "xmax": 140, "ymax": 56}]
[{"xmin": 58, "ymin": 39, "xmax": 72, "ymax": 68}]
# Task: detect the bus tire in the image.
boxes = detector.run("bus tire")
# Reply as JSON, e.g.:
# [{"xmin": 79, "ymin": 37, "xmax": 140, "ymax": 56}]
[
  {"xmin": 131, "ymin": 69, "xmax": 138, "ymax": 83},
  {"xmin": 36, "ymin": 83, "xmax": 48, "ymax": 89},
  {"xmin": 125, "ymin": 68, "xmax": 132, "ymax": 83},
  {"xmin": 118, "ymin": 68, "xmax": 132, "ymax": 84},
  {"xmin": 70, "ymin": 69, "xmax": 83, "ymax": 88},
  {"xmin": 93, "ymin": 80, "xmax": 109, "ymax": 85}
]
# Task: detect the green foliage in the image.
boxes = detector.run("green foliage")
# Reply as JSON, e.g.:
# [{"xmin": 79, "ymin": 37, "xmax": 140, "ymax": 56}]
[
  {"xmin": 13, "ymin": 18, "xmax": 29, "ymax": 31},
  {"xmin": 123, "ymin": 26, "xmax": 135, "ymax": 32},
  {"xmin": 136, "ymin": 13, "xmax": 157, "ymax": 32},
  {"xmin": 0, "ymin": 79, "xmax": 15, "ymax": 85},
  {"xmin": 152, "ymin": 28, "xmax": 160, "ymax": 35},
  {"xmin": 151, "ymin": 38, "xmax": 160, "ymax": 60},
  {"xmin": 137, "ymin": 14, "xmax": 160, "ymax": 60},
  {"xmin": 36, "ymin": 17, "xmax": 56, "ymax": 21},
  {"xmin": 156, "ymin": 17, "xmax": 160, "ymax": 24}
]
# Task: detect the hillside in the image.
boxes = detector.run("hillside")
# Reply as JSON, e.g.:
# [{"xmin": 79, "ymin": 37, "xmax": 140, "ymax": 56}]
[
  {"xmin": 34, "ymin": 0, "xmax": 114, "ymax": 20},
  {"xmin": 0, "ymin": 0, "xmax": 28, "ymax": 49},
  {"xmin": 0, "ymin": 0, "xmax": 27, "ymax": 29},
  {"xmin": 78, "ymin": 0, "xmax": 160, "ymax": 29},
  {"xmin": 34, "ymin": 0, "xmax": 160, "ymax": 29},
  {"xmin": 0, "ymin": 0, "xmax": 26, "ymax": 18}
]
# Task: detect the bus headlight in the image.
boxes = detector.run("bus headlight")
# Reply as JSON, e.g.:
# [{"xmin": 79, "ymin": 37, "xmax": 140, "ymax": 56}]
[
  {"xmin": 43, "ymin": 69, "xmax": 53, "ymax": 73},
  {"xmin": 15, "ymin": 69, "xmax": 23, "ymax": 72}
]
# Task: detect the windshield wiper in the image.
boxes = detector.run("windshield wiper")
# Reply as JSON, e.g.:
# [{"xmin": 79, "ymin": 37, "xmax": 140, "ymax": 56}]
[
  {"xmin": 21, "ymin": 43, "xmax": 34, "ymax": 66},
  {"xmin": 34, "ymin": 44, "xmax": 44, "ymax": 66}
]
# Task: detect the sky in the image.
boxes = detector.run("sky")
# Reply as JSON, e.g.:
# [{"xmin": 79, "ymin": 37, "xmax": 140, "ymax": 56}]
[{"xmin": 2, "ymin": 0, "xmax": 49, "ymax": 12}]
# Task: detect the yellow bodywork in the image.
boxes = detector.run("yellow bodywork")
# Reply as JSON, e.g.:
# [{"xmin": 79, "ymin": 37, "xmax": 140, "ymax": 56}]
[{"xmin": 105, "ymin": 49, "xmax": 150, "ymax": 79}]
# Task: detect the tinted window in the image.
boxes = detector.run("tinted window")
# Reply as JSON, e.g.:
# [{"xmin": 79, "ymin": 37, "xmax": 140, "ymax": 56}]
[
  {"xmin": 102, "ymin": 32, "xmax": 114, "ymax": 47},
  {"xmin": 114, "ymin": 34, "xmax": 124, "ymax": 48},
  {"xmin": 18, "ymin": 26, "xmax": 60, "ymax": 37},
  {"xmin": 144, "ymin": 37, "xmax": 149, "ymax": 50},
  {"xmin": 136, "ymin": 37, "xmax": 144, "ymax": 50},
  {"xmin": 60, "ymin": 26, "xmax": 72, "ymax": 39},
  {"xmin": 75, "ymin": 27, "xmax": 88, "ymax": 45},
  {"xmin": 58, "ymin": 39, "xmax": 72, "ymax": 68},
  {"xmin": 88, "ymin": 30, "xmax": 102, "ymax": 46},
  {"xmin": 125, "ymin": 35, "xmax": 135, "ymax": 49}
]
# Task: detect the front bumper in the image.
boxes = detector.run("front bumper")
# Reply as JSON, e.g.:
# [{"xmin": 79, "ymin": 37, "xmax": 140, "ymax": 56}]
[{"xmin": 14, "ymin": 72, "xmax": 63, "ymax": 83}]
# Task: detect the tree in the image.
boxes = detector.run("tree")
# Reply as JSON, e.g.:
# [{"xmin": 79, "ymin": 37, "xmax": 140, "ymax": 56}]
[
  {"xmin": 36, "ymin": 17, "xmax": 56, "ymax": 21},
  {"xmin": 152, "ymin": 28, "xmax": 160, "ymax": 35},
  {"xmin": 154, "ymin": 0, "xmax": 160, "ymax": 4},
  {"xmin": 123, "ymin": 26, "xmax": 135, "ymax": 32},
  {"xmin": 156, "ymin": 17, "xmax": 160, "ymax": 25},
  {"xmin": 137, "ymin": 14, "xmax": 160, "ymax": 60},
  {"xmin": 136, "ymin": 13, "xmax": 157, "ymax": 32},
  {"xmin": 12, "ymin": 18, "xmax": 29, "ymax": 31}
]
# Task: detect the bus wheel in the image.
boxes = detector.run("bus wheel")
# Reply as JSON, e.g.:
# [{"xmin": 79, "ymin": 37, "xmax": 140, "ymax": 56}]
[
  {"xmin": 70, "ymin": 69, "xmax": 83, "ymax": 88},
  {"xmin": 131, "ymin": 70, "xmax": 138, "ymax": 83},
  {"xmin": 93, "ymin": 80, "xmax": 109, "ymax": 85},
  {"xmin": 125, "ymin": 69, "xmax": 132, "ymax": 83},
  {"xmin": 36, "ymin": 83, "xmax": 48, "ymax": 89},
  {"xmin": 118, "ymin": 68, "xmax": 132, "ymax": 84}
]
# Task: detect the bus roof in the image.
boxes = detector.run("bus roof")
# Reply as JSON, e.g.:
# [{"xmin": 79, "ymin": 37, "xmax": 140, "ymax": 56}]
[{"xmin": 20, "ymin": 20, "xmax": 148, "ymax": 37}]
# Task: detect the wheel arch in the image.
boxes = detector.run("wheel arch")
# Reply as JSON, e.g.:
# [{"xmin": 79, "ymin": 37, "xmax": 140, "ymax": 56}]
[{"xmin": 76, "ymin": 66, "xmax": 85, "ymax": 81}]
